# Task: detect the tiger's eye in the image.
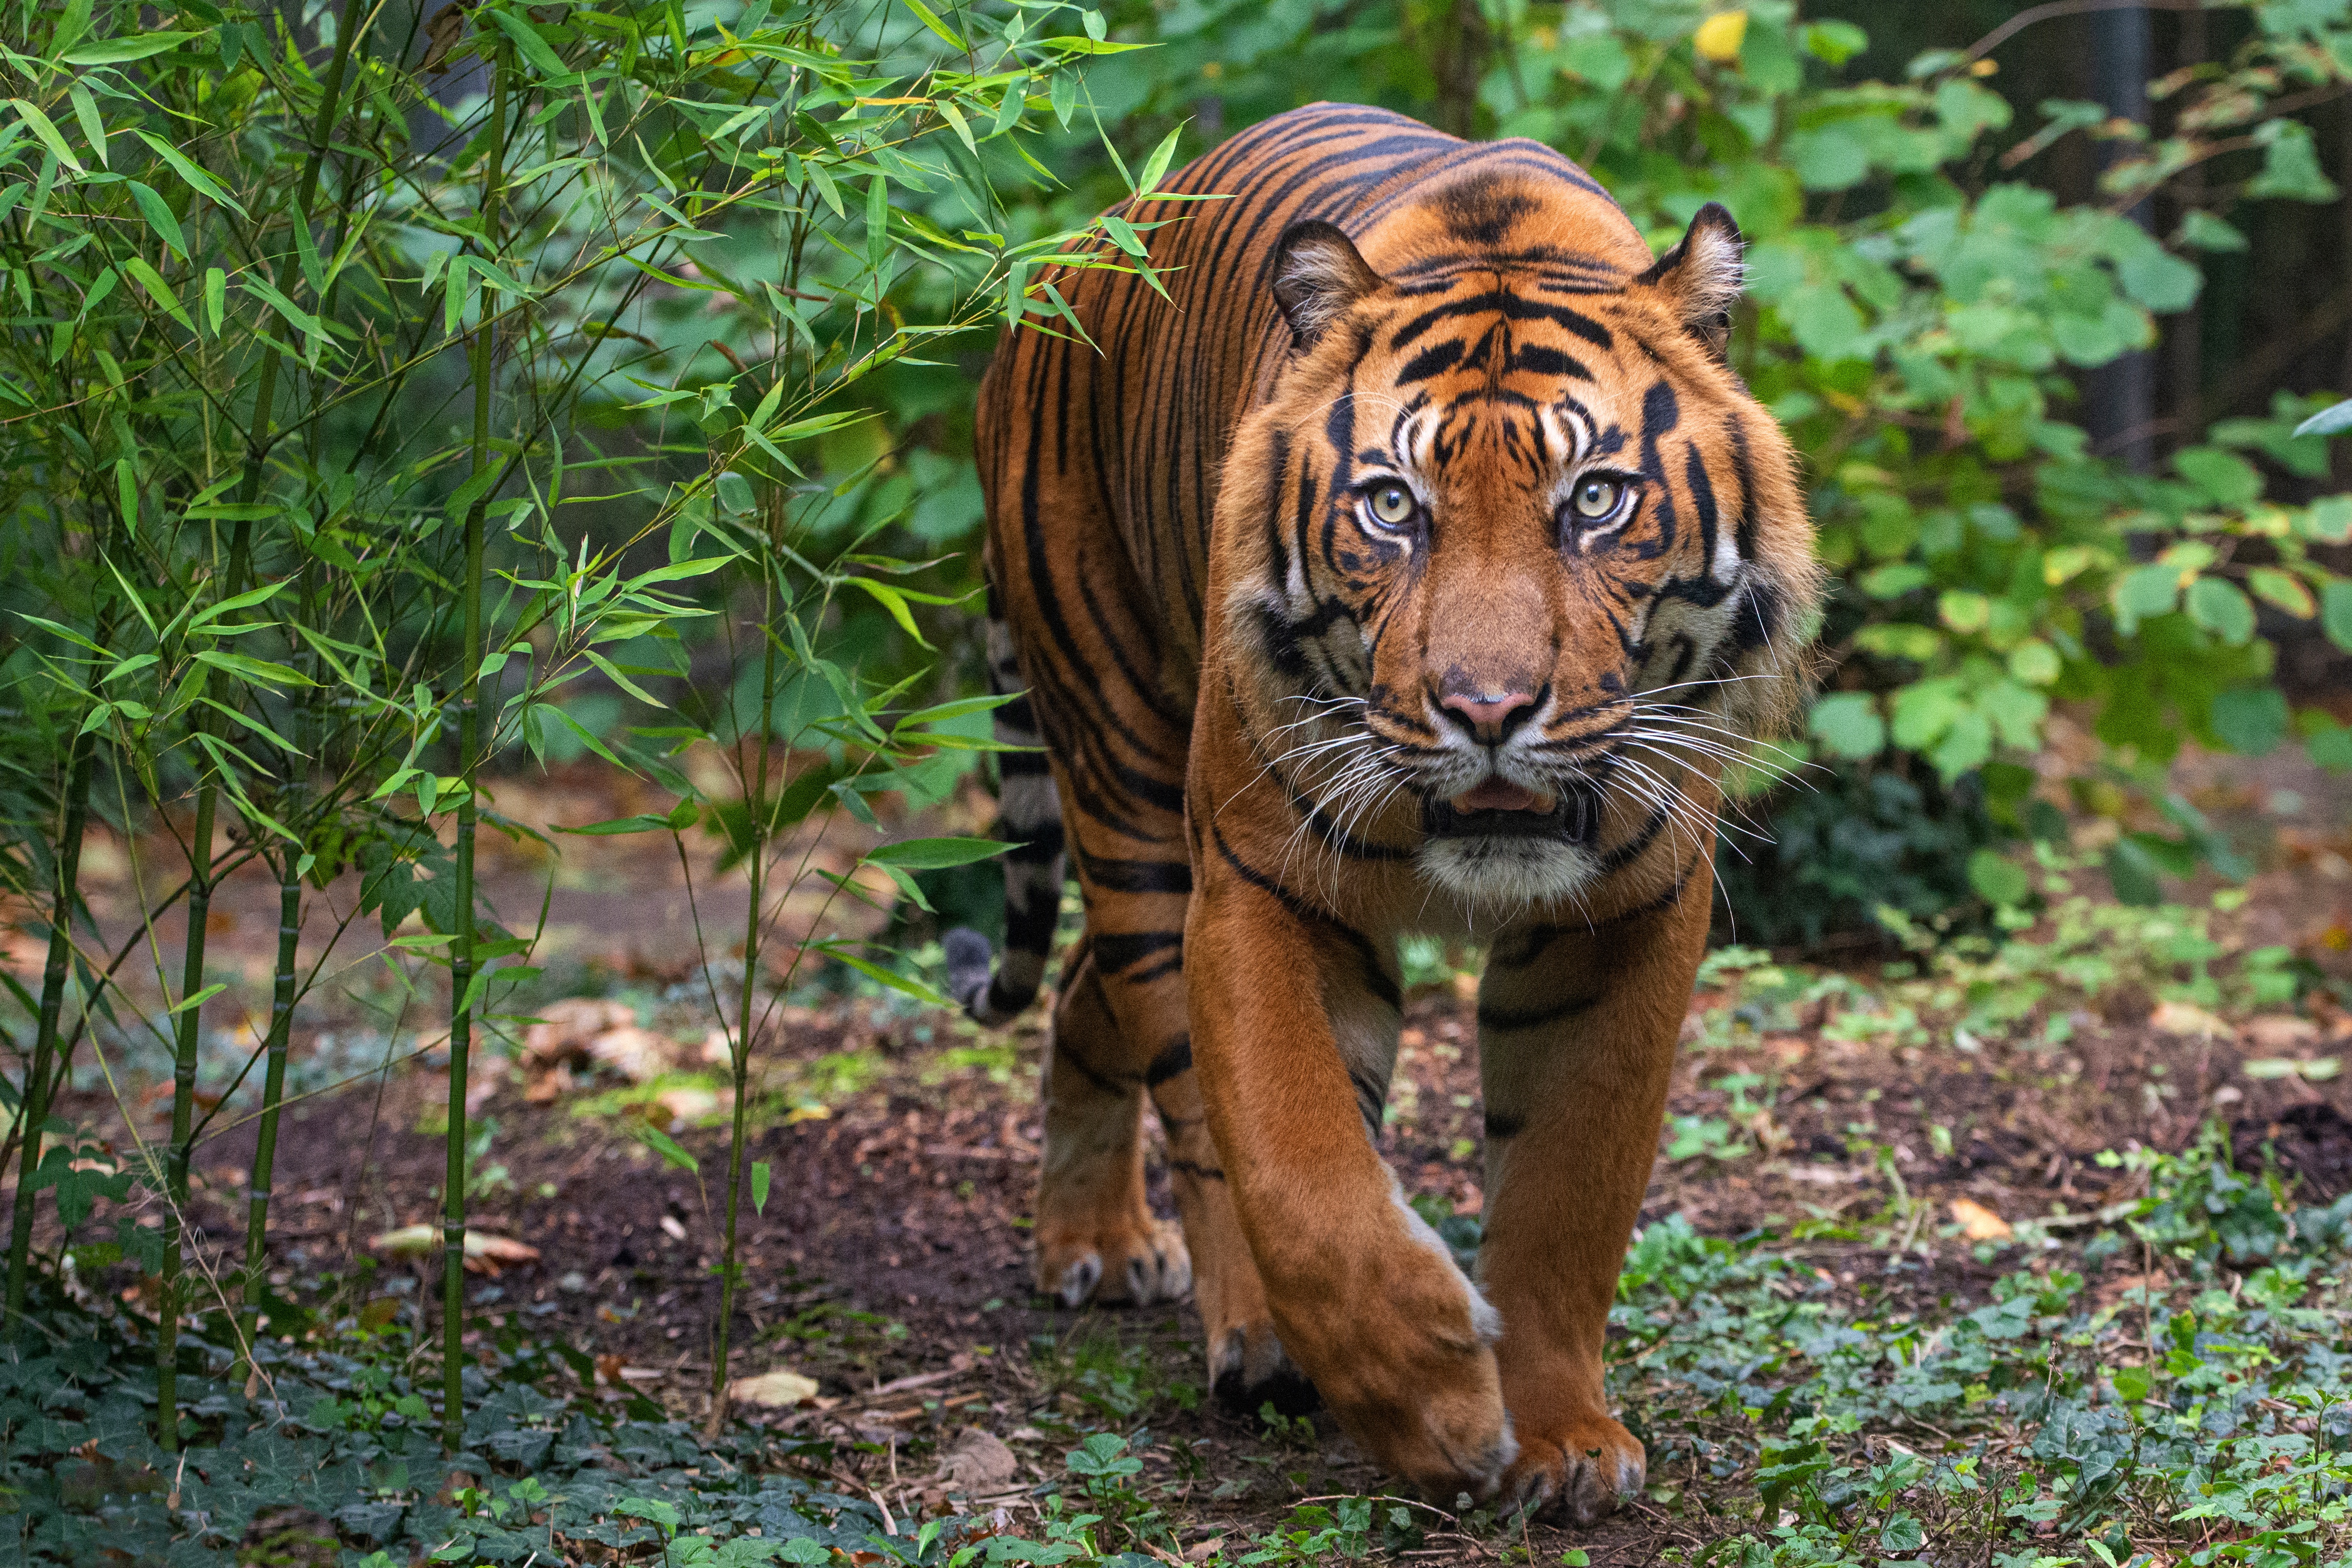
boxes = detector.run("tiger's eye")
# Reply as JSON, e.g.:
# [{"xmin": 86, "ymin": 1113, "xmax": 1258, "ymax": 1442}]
[
  {"xmin": 1572, "ymin": 476, "xmax": 1623, "ymax": 521},
  {"xmin": 1366, "ymin": 483, "xmax": 1416, "ymax": 528}
]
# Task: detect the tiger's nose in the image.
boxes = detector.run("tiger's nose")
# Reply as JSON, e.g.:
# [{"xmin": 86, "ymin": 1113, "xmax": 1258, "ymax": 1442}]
[{"xmin": 1437, "ymin": 688, "xmax": 1536, "ymax": 745}]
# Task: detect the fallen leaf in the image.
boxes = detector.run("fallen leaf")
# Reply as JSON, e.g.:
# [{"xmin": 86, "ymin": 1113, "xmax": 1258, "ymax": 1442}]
[
  {"xmin": 368, "ymin": 1226, "xmax": 541, "ymax": 1275},
  {"xmin": 523, "ymin": 998, "xmax": 636, "ymax": 1066},
  {"xmin": 2150, "ymin": 1000, "xmax": 2231, "ymax": 1039},
  {"xmin": 655, "ymin": 1085, "xmax": 721, "ymax": 1123},
  {"xmin": 729, "ymin": 1368, "xmax": 821, "ymax": 1409},
  {"xmin": 936, "ymin": 1428, "xmax": 1018, "ymax": 1491},
  {"xmin": 2243, "ymin": 1014, "xmax": 2321, "ymax": 1050},
  {"xmin": 588, "ymin": 1024, "xmax": 681, "ymax": 1082},
  {"xmin": 1950, "ymin": 1198, "xmax": 2012, "ymax": 1242}
]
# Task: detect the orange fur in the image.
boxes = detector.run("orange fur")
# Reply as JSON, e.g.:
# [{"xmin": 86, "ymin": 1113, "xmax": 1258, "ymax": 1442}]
[{"xmin": 966, "ymin": 103, "xmax": 1820, "ymax": 1518}]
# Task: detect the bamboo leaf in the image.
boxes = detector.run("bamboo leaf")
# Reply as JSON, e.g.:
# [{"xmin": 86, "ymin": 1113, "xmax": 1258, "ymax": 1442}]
[
  {"xmin": 135, "ymin": 131, "xmax": 247, "ymax": 215},
  {"xmin": 627, "ymin": 1120, "xmax": 699, "ymax": 1174},
  {"xmin": 63, "ymin": 31, "xmax": 202, "ymax": 64},
  {"xmin": 900, "ymin": 0, "xmax": 965, "ymax": 49},
  {"xmin": 864, "ymin": 836, "xmax": 1013, "ymax": 870},
  {"xmin": 484, "ymin": 5, "xmax": 568, "ymax": 78},
  {"xmin": 9, "ymin": 99, "xmax": 83, "ymax": 174}
]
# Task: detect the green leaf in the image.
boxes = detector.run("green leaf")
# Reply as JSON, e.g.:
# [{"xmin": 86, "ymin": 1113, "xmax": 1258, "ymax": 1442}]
[
  {"xmin": 2184, "ymin": 576, "xmax": 2255, "ymax": 646},
  {"xmin": 1806, "ymin": 691, "xmax": 1885, "ymax": 759},
  {"xmin": 484, "ymin": 6, "xmax": 568, "ymax": 78},
  {"xmin": 127, "ymin": 181, "xmax": 186, "ymax": 258},
  {"xmin": 2112, "ymin": 564, "xmax": 2181, "ymax": 632},
  {"xmin": 63, "ymin": 31, "xmax": 200, "ymax": 63},
  {"xmin": 2104, "ymin": 838, "xmax": 2165, "ymax": 907},
  {"xmin": 2172, "ymin": 446, "xmax": 2262, "ymax": 508},
  {"xmin": 1966, "ymin": 849, "xmax": 2031, "ymax": 909},
  {"xmin": 8, "ymin": 99, "xmax": 82, "ymax": 173},
  {"xmin": 865, "ymin": 836, "xmax": 1013, "ymax": 870},
  {"xmin": 626, "ymin": 1120, "xmax": 699, "ymax": 1174},
  {"xmin": 554, "ymin": 812, "xmax": 681, "ymax": 836},
  {"xmin": 2323, "ymin": 580, "xmax": 2352, "ymax": 652},
  {"xmin": 751, "ymin": 1160, "xmax": 770, "ymax": 1216},
  {"xmin": 824, "ymin": 949, "xmax": 954, "ymax": 1008},
  {"xmin": 134, "ymin": 130, "xmax": 247, "ymax": 215},
  {"xmin": 2210, "ymin": 686, "xmax": 2288, "ymax": 757},
  {"xmin": 1134, "ymin": 125, "xmax": 1184, "ymax": 197},
  {"xmin": 900, "ymin": 0, "xmax": 965, "ymax": 48}
]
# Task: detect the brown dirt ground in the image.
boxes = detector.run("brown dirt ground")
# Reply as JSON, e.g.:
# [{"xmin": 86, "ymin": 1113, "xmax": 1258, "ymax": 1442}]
[{"xmin": 9, "ymin": 747, "xmax": 2352, "ymax": 1562}]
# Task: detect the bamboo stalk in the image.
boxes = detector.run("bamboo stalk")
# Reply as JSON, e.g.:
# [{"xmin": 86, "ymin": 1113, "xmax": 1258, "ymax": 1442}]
[
  {"xmin": 233, "ymin": 841, "xmax": 302, "ymax": 1386},
  {"xmin": 706, "ymin": 553, "xmax": 783, "ymax": 1432},
  {"xmin": 443, "ymin": 39, "xmax": 510, "ymax": 1455},
  {"xmin": 153, "ymin": 1, "xmax": 368, "ymax": 1438},
  {"xmin": 2, "ymin": 728, "xmax": 98, "ymax": 1337},
  {"xmin": 155, "ymin": 744, "xmax": 221, "ymax": 1454}
]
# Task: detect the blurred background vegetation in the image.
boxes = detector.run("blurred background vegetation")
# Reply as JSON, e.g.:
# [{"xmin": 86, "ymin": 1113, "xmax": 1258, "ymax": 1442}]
[{"xmin": 657, "ymin": 0, "xmax": 2352, "ymax": 954}]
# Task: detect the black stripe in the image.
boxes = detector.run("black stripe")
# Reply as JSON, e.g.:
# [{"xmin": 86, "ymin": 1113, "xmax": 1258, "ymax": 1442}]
[
  {"xmin": 1484, "ymin": 1110, "xmax": 1525, "ymax": 1140},
  {"xmin": 1209, "ymin": 818, "xmax": 1401, "ymax": 1011},
  {"xmin": 1093, "ymin": 930, "xmax": 1183, "ymax": 975},
  {"xmin": 1145, "ymin": 1036, "xmax": 1193, "ymax": 1087},
  {"xmin": 1075, "ymin": 850, "xmax": 1192, "ymax": 895}
]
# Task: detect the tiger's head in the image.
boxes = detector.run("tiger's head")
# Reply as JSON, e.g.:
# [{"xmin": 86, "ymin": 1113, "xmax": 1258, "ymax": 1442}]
[{"xmin": 1223, "ymin": 171, "xmax": 1821, "ymax": 910}]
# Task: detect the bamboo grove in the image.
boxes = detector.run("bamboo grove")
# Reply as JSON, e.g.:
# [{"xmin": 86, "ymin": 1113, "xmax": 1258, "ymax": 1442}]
[{"xmin": 0, "ymin": 0, "xmax": 1150, "ymax": 1452}]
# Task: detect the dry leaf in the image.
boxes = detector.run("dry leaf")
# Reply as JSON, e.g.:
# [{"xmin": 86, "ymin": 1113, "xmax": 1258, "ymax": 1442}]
[
  {"xmin": 522, "ymin": 997, "xmax": 636, "ymax": 1065},
  {"xmin": 368, "ymin": 1225, "xmax": 541, "ymax": 1275},
  {"xmin": 588, "ymin": 1024, "xmax": 679, "ymax": 1082},
  {"xmin": 655, "ymin": 1085, "xmax": 721, "ymax": 1123},
  {"xmin": 2150, "ymin": 1000, "xmax": 2231, "ymax": 1039},
  {"xmin": 936, "ymin": 1428, "xmax": 1018, "ymax": 1490},
  {"xmin": 729, "ymin": 1367, "xmax": 821, "ymax": 1409},
  {"xmin": 2243, "ymin": 1014, "xmax": 2321, "ymax": 1050},
  {"xmin": 419, "ymin": 0, "xmax": 472, "ymax": 76},
  {"xmin": 1949, "ymin": 1197, "xmax": 2012, "ymax": 1242}
]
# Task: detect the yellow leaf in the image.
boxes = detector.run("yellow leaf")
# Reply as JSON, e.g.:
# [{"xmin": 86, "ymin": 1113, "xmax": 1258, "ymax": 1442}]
[
  {"xmin": 1949, "ymin": 1198, "xmax": 2012, "ymax": 1242},
  {"xmin": 1694, "ymin": 10, "xmax": 1748, "ymax": 62},
  {"xmin": 2150, "ymin": 1000, "xmax": 2231, "ymax": 1039},
  {"xmin": 729, "ymin": 1368, "xmax": 821, "ymax": 1408}
]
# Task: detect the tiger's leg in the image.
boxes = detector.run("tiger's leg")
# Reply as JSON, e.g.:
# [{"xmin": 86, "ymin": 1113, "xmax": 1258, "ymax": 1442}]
[
  {"xmin": 1186, "ymin": 826, "xmax": 1515, "ymax": 1498},
  {"xmin": 1041, "ymin": 775, "xmax": 1303, "ymax": 1408},
  {"xmin": 1473, "ymin": 870, "xmax": 1712, "ymax": 1523},
  {"xmin": 1033, "ymin": 936, "xmax": 1189, "ymax": 1306}
]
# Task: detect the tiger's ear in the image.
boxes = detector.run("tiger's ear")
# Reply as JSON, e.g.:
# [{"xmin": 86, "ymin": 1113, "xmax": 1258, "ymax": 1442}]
[
  {"xmin": 1636, "ymin": 202, "xmax": 1744, "ymax": 361},
  {"xmin": 1272, "ymin": 219, "xmax": 1384, "ymax": 348}
]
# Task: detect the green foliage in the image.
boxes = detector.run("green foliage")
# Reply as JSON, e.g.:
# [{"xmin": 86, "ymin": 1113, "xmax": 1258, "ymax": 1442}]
[{"xmin": 945, "ymin": 0, "xmax": 2352, "ymax": 917}]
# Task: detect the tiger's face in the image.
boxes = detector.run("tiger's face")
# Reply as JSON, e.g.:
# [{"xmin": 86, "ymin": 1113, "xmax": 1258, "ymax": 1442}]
[{"xmin": 1228, "ymin": 190, "xmax": 1818, "ymax": 911}]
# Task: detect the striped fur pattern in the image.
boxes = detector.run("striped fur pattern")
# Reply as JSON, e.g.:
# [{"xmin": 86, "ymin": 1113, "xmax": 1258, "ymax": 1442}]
[{"xmin": 963, "ymin": 104, "xmax": 1820, "ymax": 1520}]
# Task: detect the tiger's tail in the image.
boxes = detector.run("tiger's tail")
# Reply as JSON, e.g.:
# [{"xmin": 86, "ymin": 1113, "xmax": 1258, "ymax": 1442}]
[{"xmin": 944, "ymin": 611, "xmax": 1065, "ymax": 1026}]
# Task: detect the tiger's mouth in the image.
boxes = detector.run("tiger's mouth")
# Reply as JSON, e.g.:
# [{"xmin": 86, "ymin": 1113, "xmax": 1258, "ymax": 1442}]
[{"xmin": 1422, "ymin": 779, "xmax": 1603, "ymax": 844}]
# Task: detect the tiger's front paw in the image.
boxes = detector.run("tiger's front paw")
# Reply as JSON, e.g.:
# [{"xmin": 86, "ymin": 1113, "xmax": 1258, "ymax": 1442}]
[
  {"xmin": 1287, "ymin": 1249, "xmax": 1515, "ymax": 1502},
  {"xmin": 1035, "ymin": 1209, "xmax": 1191, "ymax": 1307},
  {"xmin": 1500, "ymin": 1412, "xmax": 1645, "ymax": 1525}
]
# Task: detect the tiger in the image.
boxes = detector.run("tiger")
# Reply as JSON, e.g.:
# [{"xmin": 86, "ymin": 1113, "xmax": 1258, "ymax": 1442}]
[{"xmin": 942, "ymin": 102, "xmax": 1820, "ymax": 1521}]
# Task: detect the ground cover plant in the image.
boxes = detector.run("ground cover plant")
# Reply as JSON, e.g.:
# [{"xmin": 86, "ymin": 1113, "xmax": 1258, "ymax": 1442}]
[{"xmin": 5, "ymin": 0, "xmax": 2352, "ymax": 1564}]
